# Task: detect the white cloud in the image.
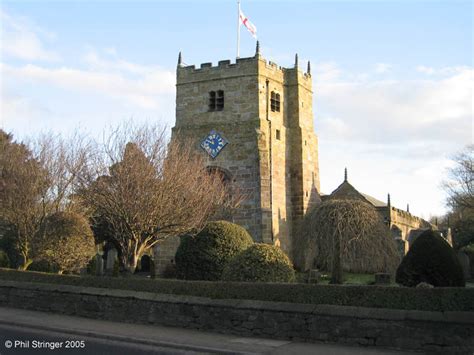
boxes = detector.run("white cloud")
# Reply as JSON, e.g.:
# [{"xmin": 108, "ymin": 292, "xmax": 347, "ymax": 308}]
[
  {"xmin": 416, "ymin": 65, "xmax": 470, "ymax": 76},
  {"xmin": 315, "ymin": 66, "xmax": 473, "ymax": 144},
  {"xmin": 315, "ymin": 64, "xmax": 473, "ymax": 217},
  {"xmin": 1, "ymin": 45, "xmax": 176, "ymax": 139},
  {"xmin": 416, "ymin": 65, "xmax": 435, "ymax": 75},
  {"xmin": 1, "ymin": 57, "xmax": 175, "ymax": 109},
  {"xmin": 0, "ymin": 9, "xmax": 60, "ymax": 62},
  {"xmin": 375, "ymin": 63, "xmax": 391, "ymax": 74}
]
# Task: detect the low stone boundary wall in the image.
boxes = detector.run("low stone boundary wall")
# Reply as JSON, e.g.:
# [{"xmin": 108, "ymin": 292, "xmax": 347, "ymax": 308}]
[{"xmin": 0, "ymin": 280, "xmax": 472, "ymax": 353}]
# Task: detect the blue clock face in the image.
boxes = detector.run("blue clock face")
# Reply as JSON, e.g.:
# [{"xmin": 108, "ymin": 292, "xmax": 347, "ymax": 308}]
[{"xmin": 200, "ymin": 130, "xmax": 228, "ymax": 158}]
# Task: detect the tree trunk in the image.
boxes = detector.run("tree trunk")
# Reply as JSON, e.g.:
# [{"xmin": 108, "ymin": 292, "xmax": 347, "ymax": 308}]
[
  {"xmin": 18, "ymin": 251, "xmax": 32, "ymax": 271},
  {"xmin": 330, "ymin": 232, "xmax": 343, "ymax": 284},
  {"xmin": 122, "ymin": 253, "xmax": 138, "ymax": 275}
]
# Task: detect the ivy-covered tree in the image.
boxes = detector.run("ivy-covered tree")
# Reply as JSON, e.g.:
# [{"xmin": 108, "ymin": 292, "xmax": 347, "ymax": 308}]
[
  {"xmin": 0, "ymin": 130, "xmax": 92, "ymax": 269},
  {"xmin": 0, "ymin": 130, "xmax": 48, "ymax": 269},
  {"xmin": 33, "ymin": 211, "xmax": 96, "ymax": 274}
]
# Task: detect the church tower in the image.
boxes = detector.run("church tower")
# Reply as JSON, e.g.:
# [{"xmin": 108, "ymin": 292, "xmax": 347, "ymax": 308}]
[{"xmin": 171, "ymin": 44, "xmax": 320, "ymax": 257}]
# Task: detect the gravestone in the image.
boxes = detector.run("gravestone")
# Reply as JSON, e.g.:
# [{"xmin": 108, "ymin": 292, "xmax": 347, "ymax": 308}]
[
  {"xmin": 95, "ymin": 254, "xmax": 104, "ymax": 276},
  {"xmin": 106, "ymin": 248, "xmax": 118, "ymax": 270},
  {"xmin": 457, "ymin": 251, "xmax": 471, "ymax": 280},
  {"xmin": 308, "ymin": 269, "xmax": 320, "ymax": 284}
]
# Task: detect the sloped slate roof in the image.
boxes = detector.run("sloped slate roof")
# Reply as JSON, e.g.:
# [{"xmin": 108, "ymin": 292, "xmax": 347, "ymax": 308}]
[
  {"xmin": 360, "ymin": 193, "xmax": 386, "ymax": 207},
  {"xmin": 328, "ymin": 180, "xmax": 387, "ymax": 207}
]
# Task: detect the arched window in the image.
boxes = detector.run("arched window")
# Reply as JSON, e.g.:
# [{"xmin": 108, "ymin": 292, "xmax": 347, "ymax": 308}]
[{"xmin": 206, "ymin": 166, "xmax": 231, "ymax": 185}]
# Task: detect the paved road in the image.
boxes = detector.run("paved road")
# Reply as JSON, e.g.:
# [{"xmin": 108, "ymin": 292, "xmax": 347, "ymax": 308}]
[
  {"xmin": 0, "ymin": 307, "xmax": 411, "ymax": 354},
  {"xmin": 0, "ymin": 325, "xmax": 197, "ymax": 355}
]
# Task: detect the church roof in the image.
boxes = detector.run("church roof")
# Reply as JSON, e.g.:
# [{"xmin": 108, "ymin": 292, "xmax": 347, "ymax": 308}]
[
  {"xmin": 360, "ymin": 193, "xmax": 387, "ymax": 207},
  {"xmin": 328, "ymin": 178, "xmax": 387, "ymax": 208}
]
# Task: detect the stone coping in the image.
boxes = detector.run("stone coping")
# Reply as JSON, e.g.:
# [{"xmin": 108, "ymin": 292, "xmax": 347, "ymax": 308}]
[{"xmin": 0, "ymin": 280, "xmax": 472, "ymax": 325}]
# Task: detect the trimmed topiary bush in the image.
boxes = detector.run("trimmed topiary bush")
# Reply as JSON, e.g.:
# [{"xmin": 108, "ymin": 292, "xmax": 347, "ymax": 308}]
[
  {"xmin": 0, "ymin": 250, "xmax": 10, "ymax": 268},
  {"xmin": 175, "ymin": 221, "xmax": 254, "ymax": 280},
  {"xmin": 222, "ymin": 243, "xmax": 295, "ymax": 283},
  {"xmin": 396, "ymin": 229, "xmax": 465, "ymax": 287}
]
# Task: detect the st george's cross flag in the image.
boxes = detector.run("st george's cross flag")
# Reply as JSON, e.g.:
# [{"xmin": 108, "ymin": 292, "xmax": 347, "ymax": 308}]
[{"xmin": 239, "ymin": 9, "xmax": 257, "ymax": 39}]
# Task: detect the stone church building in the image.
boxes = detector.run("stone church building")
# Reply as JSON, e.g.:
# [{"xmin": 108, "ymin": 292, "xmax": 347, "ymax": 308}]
[{"xmin": 146, "ymin": 44, "xmax": 432, "ymax": 275}]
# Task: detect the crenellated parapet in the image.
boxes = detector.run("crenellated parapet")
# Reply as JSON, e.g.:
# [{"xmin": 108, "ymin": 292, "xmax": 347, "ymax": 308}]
[{"xmin": 177, "ymin": 53, "xmax": 312, "ymax": 87}]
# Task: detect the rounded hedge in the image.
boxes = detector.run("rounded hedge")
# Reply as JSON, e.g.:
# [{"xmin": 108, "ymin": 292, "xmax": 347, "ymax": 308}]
[
  {"xmin": 396, "ymin": 229, "xmax": 465, "ymax": 287},
  {"xmin": 222, "ymin": 243, "xmax": 295, "ymax": 283},
  {"xmin": 175, "ymin": 221, "xmax": 253, "ymax": 280},
  {"xmin": 34, "ymin": 211, "xmax": 96, "ymax": 274}
]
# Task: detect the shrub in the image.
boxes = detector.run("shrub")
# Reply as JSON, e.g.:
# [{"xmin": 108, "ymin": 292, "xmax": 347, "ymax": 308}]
[
  {"xmin": 294, "ymin": 199, "xmax": 399, "ymax": 283},
  {"xmin": 222, "ymin": 243, "xmax": 295, "ymax": 283},
  {"xmin": 162, "ymin": 263, "xmax": 177, "ymax": 279},
  {"xmin": 86, "ymin": 256, "xmax": 97, "ymax": 275},
  {"xmin": 112, "ymin": 259, "xmax": 119, "ymax": 277},
  {"xmin": 33, "ymin": 212, "xmax": 96, "ymax": 274},
  {"xmin": 396, "ymin": 229, "xmax": 465, "ymax": 287},
  {"xmin": 0, "ymin": 250, "xmax": 10, "ymax": 268},
  {"xmin": 28, "ymin": 259, "xmax": 59, "ymax": 273},
  {"xmin": 460, "ymin": 243, "xmax": 474, "ymax": 279},
  {"xmin": 150, "ymin": 258, "xmax": 156, "ymax": 279},
  {"xmin": 175, "ymin": 221, "xmax": 254, "ymax": 280},
  {"xmin": 0, "ymin": 268, "xmax": 472, "ymax": 312},
  {"xmin": 0, "ymin": 227, "xmax": 22, "ymax": 268}
]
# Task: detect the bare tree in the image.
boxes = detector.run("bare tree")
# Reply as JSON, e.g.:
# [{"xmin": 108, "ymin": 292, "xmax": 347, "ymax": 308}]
[
  {"xmin": 77, "ymin": 123, "xmax": 233, "ymax": 274},
  {"xmin": 295, "ymin": 199, "xmax": 399, "ymax": 284},
  {"xmin": 442, "ymin": 145, "xmax": 474, "ymax": 249},
  {"xmin": 31, "ymin": 132, "xmax": 94, "ymax": 214},
  {"xmin": 444, "ymin": 145, "xmax": 474, "ymax": 211}
]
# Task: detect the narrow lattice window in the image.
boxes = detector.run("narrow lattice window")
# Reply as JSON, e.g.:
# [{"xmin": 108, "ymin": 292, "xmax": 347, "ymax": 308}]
[
  {"xmin": 216, "ymin": 90, "xmax": 224, "ymax": 111},
  {"xmin": 209, "ymin": 90, "xmax": 224, "ymax": 111},
  {"xmin": 208, "ymin": 91, "xmax": 216, "ymax": 111},
  {"xmin": 271, "ymin": 91, "xmax": 280, "ymax": 112},
  {"xmin": 276, "ymin": 129, "xmax": 281, "ymax": 140}
]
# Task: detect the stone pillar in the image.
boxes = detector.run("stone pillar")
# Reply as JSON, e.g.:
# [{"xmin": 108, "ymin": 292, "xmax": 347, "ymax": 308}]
[{"xmin": 153, "ymin": 236, "xmax": 181, "ymax": 276}]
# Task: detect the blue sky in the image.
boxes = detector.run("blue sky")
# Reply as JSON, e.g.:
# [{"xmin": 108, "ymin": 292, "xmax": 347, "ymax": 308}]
[{"xmin": 1, "ymin": 0, "xmax": 472, "ymax": 218}]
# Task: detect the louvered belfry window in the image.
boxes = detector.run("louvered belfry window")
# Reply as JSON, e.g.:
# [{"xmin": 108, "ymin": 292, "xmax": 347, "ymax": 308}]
[{"xmin": 209, "ymin": 90, "xmax": 224, "ymax": 111}]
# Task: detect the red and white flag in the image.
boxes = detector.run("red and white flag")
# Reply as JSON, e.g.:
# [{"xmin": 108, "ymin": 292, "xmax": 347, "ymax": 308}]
[{"xmin": 239, "ymin": 9, "xmax": 257, "ymax": 39}]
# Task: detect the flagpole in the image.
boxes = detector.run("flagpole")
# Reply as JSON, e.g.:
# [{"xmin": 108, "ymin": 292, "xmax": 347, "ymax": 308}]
[{"xmin": 237, "ymin": 0, "xmax": 241, "ymax": 58}]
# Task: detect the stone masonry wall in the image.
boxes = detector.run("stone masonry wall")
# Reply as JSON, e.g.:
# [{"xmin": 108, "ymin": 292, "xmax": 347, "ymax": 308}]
[
  {"xmin": 0, "ymin": 281, "xmax": 472, "ymax": 353},
  {"xmin": 171, "ymin": 54, "xmax": 321, "ymax": 261},
  {"xmin": 173, "ymin": 57, "xmax": 264, "ymax": 242}
]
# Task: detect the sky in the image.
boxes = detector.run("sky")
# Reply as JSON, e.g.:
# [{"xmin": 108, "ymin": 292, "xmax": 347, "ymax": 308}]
[{"xmin": 0, "ymin": 0, "xmax": 472, "ymax": 219}]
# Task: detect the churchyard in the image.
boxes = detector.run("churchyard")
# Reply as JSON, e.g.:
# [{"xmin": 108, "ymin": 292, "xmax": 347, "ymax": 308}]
[{"xmin": 1, "ymin": 126, "xmax": 474, "ymax": 353}]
